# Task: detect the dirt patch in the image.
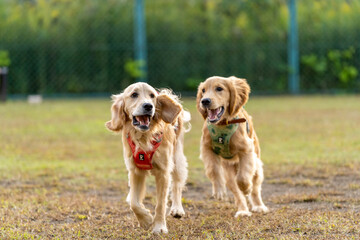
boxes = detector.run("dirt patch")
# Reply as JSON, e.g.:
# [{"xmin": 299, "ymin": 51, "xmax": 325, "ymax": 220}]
[{"xmin": 1, "ymin": 169, "xmax": 359, "ymax": 239}]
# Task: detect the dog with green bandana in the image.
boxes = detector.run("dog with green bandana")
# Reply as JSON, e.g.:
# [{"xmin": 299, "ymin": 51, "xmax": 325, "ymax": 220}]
[{"xmin": 197, "ymin": 76, "xmax": 268, "ymax": 218}]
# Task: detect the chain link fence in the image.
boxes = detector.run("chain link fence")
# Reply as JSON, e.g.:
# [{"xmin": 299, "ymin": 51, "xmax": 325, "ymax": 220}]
[{"xmin": 0, "ymin": 0, "xmax": 360, "ymax": 96}]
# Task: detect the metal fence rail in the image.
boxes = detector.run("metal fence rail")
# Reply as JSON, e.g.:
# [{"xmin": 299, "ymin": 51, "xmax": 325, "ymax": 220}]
[{"xmin": 0, "ymin": 0, "xmax": 359, "ymax": 96}]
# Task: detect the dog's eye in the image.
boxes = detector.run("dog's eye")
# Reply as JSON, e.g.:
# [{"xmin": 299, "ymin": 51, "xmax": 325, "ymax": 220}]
[
  {"xmin": 216, "ymin": 87, "xmax": 223, "ymax": 92},
  {"xmin": 131, "ymin": 92, "xmax": 138, "ymax": 98},
  {"xmin": 150, "ymin": 93, "xmax": 155, "ymax": 98},
  {"xmin": 202, "ymin": 89, "xmax": 205, "ymax": 93}
]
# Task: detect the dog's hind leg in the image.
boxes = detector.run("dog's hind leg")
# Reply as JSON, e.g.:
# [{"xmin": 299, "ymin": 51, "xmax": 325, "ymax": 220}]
[
  {"xmin": 170, "ymin": 138, "xmax": 188, "ymax": 218},
  {"xmin": 129, "ymin": 170, "xmax": 153, "ymax": 230}
]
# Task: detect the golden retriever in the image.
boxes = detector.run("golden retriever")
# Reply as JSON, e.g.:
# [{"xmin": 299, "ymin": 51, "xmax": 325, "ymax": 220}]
[
  {"xmin": 106, "ymin": 82, "xmax": 190, "ymax": 233},
  {"xmin": 196, "ymin": 76, "xmax": 268, "ymax": 217}
]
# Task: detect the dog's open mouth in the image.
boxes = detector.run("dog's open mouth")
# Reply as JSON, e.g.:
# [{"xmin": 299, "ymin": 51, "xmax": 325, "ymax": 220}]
[
  {"xmin": 207, "ymin": 107, "xmax": 224, "ymax": 123},
  {"xmin": 133, "ymin": 115, "xmax": 151, "ymax": 130}
]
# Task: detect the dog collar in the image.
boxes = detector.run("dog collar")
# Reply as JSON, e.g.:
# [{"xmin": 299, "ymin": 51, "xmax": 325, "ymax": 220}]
[
  {"xmin": 207, "ymin": 117, "xmax": 248, "ymax": 159},
  {"xmin": 127, "ymin": 132, "xmax": 163, "ymax": 170},
  {"xmin": 217, "ymin": 117, "xmax": 250, "ymax": 134},
  {"xmin": 217, "ymin": 118, "xmax": 247, "ymax": 125}
]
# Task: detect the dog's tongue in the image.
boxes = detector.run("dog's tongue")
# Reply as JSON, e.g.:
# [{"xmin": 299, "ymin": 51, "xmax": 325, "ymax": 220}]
[
  {"xmin": 136, "ymin": 116, "xmax": 149, "ymax": 126},
  {"xmin": 208, "ymin": 108, "xmax": 220, "ymax": 120}
]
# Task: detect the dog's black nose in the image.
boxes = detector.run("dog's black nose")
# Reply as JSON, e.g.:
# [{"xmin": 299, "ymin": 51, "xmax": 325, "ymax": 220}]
[
  {"xmin": 143, "ymin": 103, "xmax": 153, "ymax": 112},
  {"xmin": 201, "ymin": 98, "xmax": 211, "ymax": 106}
]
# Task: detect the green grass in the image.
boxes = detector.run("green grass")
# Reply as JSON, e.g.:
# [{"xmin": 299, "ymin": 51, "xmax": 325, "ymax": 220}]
[
  {"xmin": 1, "ymin": 96, "xmax": 359, "ymax": 181},
  {"xmin": 0, "ymin": 96, "xmax": 359, "ymax": 239}
]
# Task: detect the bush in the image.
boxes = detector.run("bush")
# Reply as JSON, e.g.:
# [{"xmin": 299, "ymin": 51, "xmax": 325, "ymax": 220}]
[
  {"xmin": 0, "ymin": 51, "xmax": 11, "ymax": 67},
  {"xmin": 301, "ymin": 47, "xmax": 358, "ymax": 90},
  {"xmin": 0, "ymin": 0, "xmax": 359, "ymax": 94}
]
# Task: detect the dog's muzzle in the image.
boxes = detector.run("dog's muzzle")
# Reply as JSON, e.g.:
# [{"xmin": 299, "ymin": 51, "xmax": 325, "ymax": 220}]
[{"xmin": 132, "ymin": 103, "xmax": 155, "ymax": 130}]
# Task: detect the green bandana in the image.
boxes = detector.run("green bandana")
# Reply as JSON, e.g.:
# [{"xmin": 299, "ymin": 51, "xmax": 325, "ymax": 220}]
[{"xmin": 206, "ymin": 120, "xmax": 239, "ymax": 159}]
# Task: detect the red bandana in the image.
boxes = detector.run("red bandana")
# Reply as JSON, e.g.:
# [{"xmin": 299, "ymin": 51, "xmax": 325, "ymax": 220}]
[{"xmin": 126, "ymin": 133, "xmax": 163, "ymax": 170}]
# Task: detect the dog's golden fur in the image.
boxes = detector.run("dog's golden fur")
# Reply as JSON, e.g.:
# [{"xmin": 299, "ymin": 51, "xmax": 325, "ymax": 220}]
[
  {"xmin": 197, "ymin": 76, "xmax": 268, "ymax": 217},
  {"xmin": 106, "ymin": 82, "xmax": 189, "ymax": 233}
]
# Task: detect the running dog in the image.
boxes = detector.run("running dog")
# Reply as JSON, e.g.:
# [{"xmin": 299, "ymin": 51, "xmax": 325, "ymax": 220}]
[
  {"xmin": 106, "ymin": 82, "xmax": 190, "ymax": 233},
  {"xmin": 196, "ymin": 76, "xmax": 268, "ymax": 217}
]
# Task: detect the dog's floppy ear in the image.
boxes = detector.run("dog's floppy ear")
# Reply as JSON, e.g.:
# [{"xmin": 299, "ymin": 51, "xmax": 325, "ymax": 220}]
[
  {"xmin": 156, "ymin": 94, "xmax": 182, "ymax": 124},
  {"xmin": 105, "ymin": 94, "xmax": 126, "ymax": 132},
  {"xmin": 196, "ymin": 82, "xmax": 207, "ymax": 119},
  {"xmin": 227, "ymin": 76, "xmax": 250, "ymax": 116}
]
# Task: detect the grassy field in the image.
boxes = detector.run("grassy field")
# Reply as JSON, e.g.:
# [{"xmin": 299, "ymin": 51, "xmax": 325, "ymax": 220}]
[{"xmin": 0, "ymin": 96, "xmax": 359, "ymax": 239}]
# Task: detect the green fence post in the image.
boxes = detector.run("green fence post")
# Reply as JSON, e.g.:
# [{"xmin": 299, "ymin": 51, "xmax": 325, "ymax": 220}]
[
  {"xmin": 0, "ymin": 67, "xmax": 8, "ymax": 102},
  {"xmin": 134, "ymin": 0, "xmax": 148, "ymax": 82},
  {"xmin": 288, "ymin": 0, "xmax": 299, "ymax": 94}
]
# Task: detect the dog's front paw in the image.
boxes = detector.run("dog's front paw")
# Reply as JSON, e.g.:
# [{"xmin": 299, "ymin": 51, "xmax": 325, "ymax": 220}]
[
  {"xmin": 152, "ymin": 223, "xmax": 168, "ymax": 234},
  {"xmin": 234, "ymin": 210, "xmax": 252, "ymax": 218},
  {"xmin": 169, "ymin": 206, "xmax": 185, "ymax": 218},
  {"xmin": 138, "ymin": 214, "xmax": 153, "ymax": 230},
  {"xmin": 212, "ymin": 184, "xmax": 227, "ymax": 200},
  {"xmin": 252, "ymin": 205, "xmax": 269, "ymax": 213}
]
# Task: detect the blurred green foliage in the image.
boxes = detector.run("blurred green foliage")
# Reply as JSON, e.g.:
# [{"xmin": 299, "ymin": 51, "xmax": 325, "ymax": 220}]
[
  {"xmin": 328, "ymin": 48, "xmax": 358, "ymax": 86},
  {"xmin": 124, "ymin": 60, "xmax": 145, "ymax": 79},
  {"xmin": 0, "ymin": 0, "xmax": 359, "ymax": 94},
  {"xmin": 0, "ymin": 0, "xmax": 134, "ymax": 94},
  {"xmin": 186, "ymin": 78, "xmax": 203, "ymax": 91},
  {"xmin": 0, "ymin": 50, "xmax": 11, "ymax": 67},
  {"xmin": 301, "ymin": 47, "xmax": 358, "ymax": 90}
]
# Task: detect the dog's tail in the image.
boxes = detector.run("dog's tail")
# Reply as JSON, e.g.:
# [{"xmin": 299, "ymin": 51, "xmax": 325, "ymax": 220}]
[{"xmin": 182, "ymin": 110, "xmax": 191, "ymax": 133}]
